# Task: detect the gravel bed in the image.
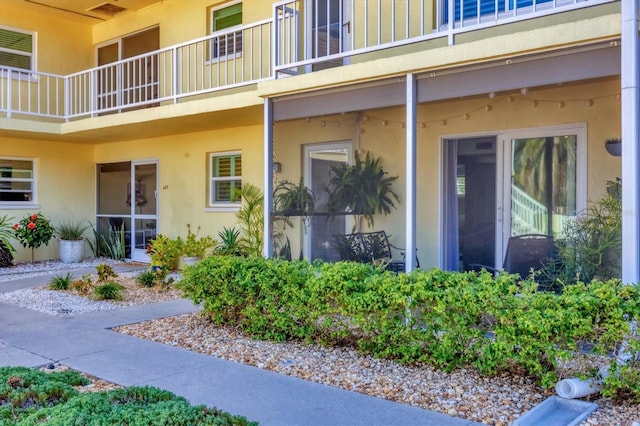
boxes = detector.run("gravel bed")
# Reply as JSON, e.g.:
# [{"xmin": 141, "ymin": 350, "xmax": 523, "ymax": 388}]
[
  {"xmin": 115, "ymin": 314, "xmax": 640, "ymax": 426},
  {"xmin": 0, "ymin": 288, "xmax": 119, "ymax": 316},
  {"xmin": 0, "ymin": 264, "xmax": 182, "ymax": 316},
  {"xmin": 0, "ymin": 258, "xmax": 120, "ymax": 283}
]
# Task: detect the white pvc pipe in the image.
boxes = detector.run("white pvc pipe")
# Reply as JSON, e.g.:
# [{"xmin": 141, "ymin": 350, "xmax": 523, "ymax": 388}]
[
  {"xmin": 555, "ymin": 377, "xmax": 601, "ymax": 399},
  {"xmin": 555, "ymin": 368, "xmax": 608, "ymax": 399}
]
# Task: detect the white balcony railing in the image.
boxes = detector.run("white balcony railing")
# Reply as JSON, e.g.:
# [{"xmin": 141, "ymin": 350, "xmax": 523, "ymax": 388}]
[
  {"xmin": 0, "ymin": 68, "xmax": 66, "ymax": 119},
  {"xmin": 511, "ymin": 184, "xmax": 548, "ymax": 235},
  {"xmin": 67, "ymin": 18, "xmax": 272, "ymax": 119},
  {"xmin": 0, "ymin": 0, "xmax": 614, "ymax": 121}
]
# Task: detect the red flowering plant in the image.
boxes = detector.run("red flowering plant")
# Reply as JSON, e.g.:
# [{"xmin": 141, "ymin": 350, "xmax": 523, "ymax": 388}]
[{"xmin": 13, "ymin": 213, "xmax": 55, "ymax": 262}]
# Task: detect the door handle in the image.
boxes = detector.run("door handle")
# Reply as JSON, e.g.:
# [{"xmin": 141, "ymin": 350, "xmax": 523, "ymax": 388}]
[{"xmin": 343, "ymin": 21, "xmax": 351, "ymax": 33}]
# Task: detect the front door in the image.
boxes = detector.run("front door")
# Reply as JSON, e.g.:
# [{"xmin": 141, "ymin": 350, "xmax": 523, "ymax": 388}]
[
  {"xmin": 130, "ymin": 161, "xmax": 158, "ymax": 262},
  {"xmin": 96, "ymin": 160, "xmax": 158, "ymax": 262},
  {"xmin": 443, "ymin": 126, "xmax": 585, "ymax": 271},
  {"xmin": 304, "ymin": 142, "xmax": 351, "ymax": 261}
]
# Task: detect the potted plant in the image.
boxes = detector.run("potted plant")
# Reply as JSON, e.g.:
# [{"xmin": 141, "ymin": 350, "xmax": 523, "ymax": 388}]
[
  {"xmin": 325, "ymin": 150, "xmax": 399, "ymax": 230},
  {"xmin": 176, "ymin": 224, "xmax": 215, "ymax": 266},
  {"xmin": 274, "ymin": 177, "xmax": 315, "ymax": 219},
  {"xmin": 146, "ymin": 234, "xmax": 180, "ymax": 271},
  {"xmin": 0, "ymin": 214, "xmax": 15, "ymax": 267},
  {"xmin": 13, "ymin": 213, "xmax": 55, "ymax": 263},
  {"xmin": 214, "ymin": 226, "xmax": 246, "ymax": 257},
  {"xmin": 56, "ymin": 221, "xmax": 87, "ymax": 263}
]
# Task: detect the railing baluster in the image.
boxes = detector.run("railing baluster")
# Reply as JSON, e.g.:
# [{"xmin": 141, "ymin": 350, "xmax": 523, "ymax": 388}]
[
  {"xmin": 388, "ymin": 0, "xmax": 396, "ymax": 44},
  {"xmin": 7, "ymin": 69, "xmax": 11, "ymax": 118}
]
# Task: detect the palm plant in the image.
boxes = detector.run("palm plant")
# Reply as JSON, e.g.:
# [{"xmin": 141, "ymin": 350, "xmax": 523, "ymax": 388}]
[
  {"xmin": 236, "ymin": 183, "xmax": 264, "ymax": 257},
  {"xmin": 214, "ymin": 226, "xmax": 245, "ymax": 256},
  {"xmin": 326, "ymin": 150, "xmax": 399, "ymax": 229},
  {"xmin": 0, "ymin": 215, "xmax": 15, "ymax": 267}
]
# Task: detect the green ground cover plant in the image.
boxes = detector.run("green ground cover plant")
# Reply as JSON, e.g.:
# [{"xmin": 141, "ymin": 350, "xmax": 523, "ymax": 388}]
[
  {"xmin": 179, "ymin": 256, "xmax": 640, "ymax": 398},
  {"xmin": 48, "ymin": 273, "xmax": 72, "ymax": 290},
  {"xmin": 135, "ymin": 269, "xmax": 157, "ymax": 288},
  {"xmin": 94, "ymin": 281, "xmax": 126, "ymax": 300},
  {"xmin": 0, "ymin": 366, "xmax": 256, "ymax": 425}
]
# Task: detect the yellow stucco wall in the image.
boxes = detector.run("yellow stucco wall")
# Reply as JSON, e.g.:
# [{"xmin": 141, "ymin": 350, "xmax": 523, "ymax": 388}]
[
  {"xmin": 0, "ymin": 1, "xmax": 94, "ymax": 74},
  {"xmin": 0, "ymin": 138, "xmax": 95, "ymax": 263},
  {"xmin": 92, "ymin": 0, "xmax": 273, "ymax": 48},
  {"xmin": 93, "ymin": 124, "xmax": 263, "ymax": 241}
]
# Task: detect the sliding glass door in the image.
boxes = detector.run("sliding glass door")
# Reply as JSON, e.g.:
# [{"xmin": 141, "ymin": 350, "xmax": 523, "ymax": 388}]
[{"xmin": 443, "ymin": 126, "xmax": 585, "ymax": 271}]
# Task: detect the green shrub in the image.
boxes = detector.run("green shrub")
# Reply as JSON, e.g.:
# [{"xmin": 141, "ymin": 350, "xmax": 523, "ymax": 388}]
[
  {"xmin": 136, "ymin": 269, "xmax": 157, "ymax": 288},
  {"xmin": 0, "ymin": 366, "xmax": 89, "ymax": 423},
  {"xmin": 20, "ymin": 386, "xmax": 257, "ymax": 426},
  {"xmin": 179, "ymin": 255, "xmax": 314, "ymax": 342},
  {"xmin": 71, "ymin": 274, "xmax": 93, "ymax": 296},
  {"xmin": 179, "ymin": 255, "xmax": 640, "ymax": 396},
  {"xmin": 49, "ymin": 272, "xmax": 72, "ymax": 290},
  {"xmin": 96, "ymin": 263, "xmax": 118, "ymax": 282},
  {"xmin": 1, "ymin": 368, "xmax": 256, "ymax": 426},
  {"xmin": 94, "ymin": 281, "xmax": 125, "ymax": 300}
]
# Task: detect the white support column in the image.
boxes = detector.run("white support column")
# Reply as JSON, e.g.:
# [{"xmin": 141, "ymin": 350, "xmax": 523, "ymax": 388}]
[
  {"xmin": 405, "ymin": 73, "xmax": 417, "ymax": 272},
  {"xmin": 621, "ymin": 0, "xmax": 640, "ymax": 284},
  {"xmin": 263, "ymin": 98, "xmax": 274, "ymax": 258}
]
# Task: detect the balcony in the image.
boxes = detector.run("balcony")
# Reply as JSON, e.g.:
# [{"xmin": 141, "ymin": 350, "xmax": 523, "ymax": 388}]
[{"xmin": 0, "ymin": 0, "xmax": 614, "ymax": 122}]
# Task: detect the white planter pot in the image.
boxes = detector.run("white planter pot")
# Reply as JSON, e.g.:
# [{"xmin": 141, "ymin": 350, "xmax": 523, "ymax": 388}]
[
  {"xmin": 59, "ymin": 239, "xmax": 85, "ymax": 263},
  {"xmin": 180, "ymin": 256, "xmax": 201, "ymax": 269}
]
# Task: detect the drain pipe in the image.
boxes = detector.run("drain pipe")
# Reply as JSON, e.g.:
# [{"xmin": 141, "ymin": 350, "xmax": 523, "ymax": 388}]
[{"xmin": 555, "ymin": 368, "xmax": 608, "ymax": 399}]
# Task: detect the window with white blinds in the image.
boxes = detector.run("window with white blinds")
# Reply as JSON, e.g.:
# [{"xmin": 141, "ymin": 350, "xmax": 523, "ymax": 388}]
[
  {"xmin": 209, "ymin": 151, "xmax": 242, "ymax": 206},
  {"xmin": 0, "ymin": 27, "xmax": 34, "ymax": 70},
  {"xmin": 210, "ymin": 2, "xmax": 243, "ymax": 60},
  {"xmin": 0, "ymin": 158, "xmax": 35, "ymax": 204}
]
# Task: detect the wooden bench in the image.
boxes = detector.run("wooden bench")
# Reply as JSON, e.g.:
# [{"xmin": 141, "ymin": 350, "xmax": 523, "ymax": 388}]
[{"xmin": 333, "ymin": 230, "xmax": 419, "ymax": 273}]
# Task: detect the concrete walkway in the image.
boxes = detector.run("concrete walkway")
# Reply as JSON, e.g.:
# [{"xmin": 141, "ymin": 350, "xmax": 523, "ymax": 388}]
[{"xmin": 0, "ymin": 270, "xmax": 480, "ymax": 426}]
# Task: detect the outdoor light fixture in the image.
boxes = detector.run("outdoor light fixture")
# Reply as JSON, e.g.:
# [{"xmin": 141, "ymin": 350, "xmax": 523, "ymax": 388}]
[{"xmin": 605, "ymin": 138, "xmax": 621, "ymax": 156}]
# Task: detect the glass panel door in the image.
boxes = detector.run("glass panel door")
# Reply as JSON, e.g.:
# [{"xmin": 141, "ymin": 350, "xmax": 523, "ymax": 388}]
[
  {"xmin": 130, "ymin": 161, "xmax": 158, "ymax": 262},
  {"xmin": 96, "ymin": 161, "xmax": 131, "ymax": 259},
  {"xmin": 443, "ymin": 127, "xmax": 585, "ymax": 272},
  {"xmin": 304, "ymin": 142, "xmax": 351, "ymax": 261},
  {"xmin": 509, "ymin": 135, "xmax": 577, "ymax": 237},
  {"xmin": 309, "ymin": 0, "xmax": 350, "ymax": 70},
  {"xmin": 96, "ymin": 160, "xmax": 158, "ymax": 262},
  {"xmin": 443, "ymin": 137, "xmax": 497, "ymax": 271}
]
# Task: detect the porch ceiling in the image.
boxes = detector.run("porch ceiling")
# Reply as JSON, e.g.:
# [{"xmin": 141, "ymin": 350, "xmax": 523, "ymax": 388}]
[
  {"xmin": 273, "ymin": 42, "xmax": 620, "ymax": 121},
  {"xmin": 16, "ymin": 0, "xmax": 161, "ymax": 22}
]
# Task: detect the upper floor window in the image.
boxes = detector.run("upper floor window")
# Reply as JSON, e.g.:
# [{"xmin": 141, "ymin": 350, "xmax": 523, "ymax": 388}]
[
  {"xmin": 442, "ymin": 0, "xmax": 554, "ymax": 23},
  {"xmin": 0, "ymin": 158, "xmax": 35, "ymax": 204},
  {"xmin": 0, "ymin": 26, "xmax": 34, "ymax": 71},
  {"xmin": 210, "ymin": 2, "xmax": 243, "ymax": 60},
  {"xmin": 209, "ymin": 151, "xmax": 242, "ymax": 207}
]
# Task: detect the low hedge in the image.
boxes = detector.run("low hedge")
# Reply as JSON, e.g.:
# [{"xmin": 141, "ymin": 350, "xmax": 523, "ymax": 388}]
[
  {"xmin": 0, "ymin": 366, "xmax": 256, "ymax": 425},
  {"xmin": 179, "ymin": 256, "xmax": 640, "ymax": 398}
]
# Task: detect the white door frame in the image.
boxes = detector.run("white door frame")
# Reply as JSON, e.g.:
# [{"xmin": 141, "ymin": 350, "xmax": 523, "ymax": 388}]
[
  {"xmin": 130, "ymin": 159, "xmax": 158, "ymax": 262},
  {"xmin": 498, "ymin": 124, "xmax": 587, "ymax": 267},
  {"xmin": 441, "ymin": 123, "xmax": 587, "ymax": 270},
  {"xmin": 303, "ymin": 141, "xmax": 352, "ymax": 260}
]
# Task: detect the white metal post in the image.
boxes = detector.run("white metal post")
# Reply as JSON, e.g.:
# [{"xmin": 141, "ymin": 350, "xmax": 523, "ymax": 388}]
[
  {"xmin": 621, "ymin": 0, "xmax": 640, "ymax": 284},
  {"xmin": 263, "ymin": 98, "xmax": 274, "ymax": 258},
  {"xmin": 405, "ymin": 73, "xmax": 417, "ymax": 271}
]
